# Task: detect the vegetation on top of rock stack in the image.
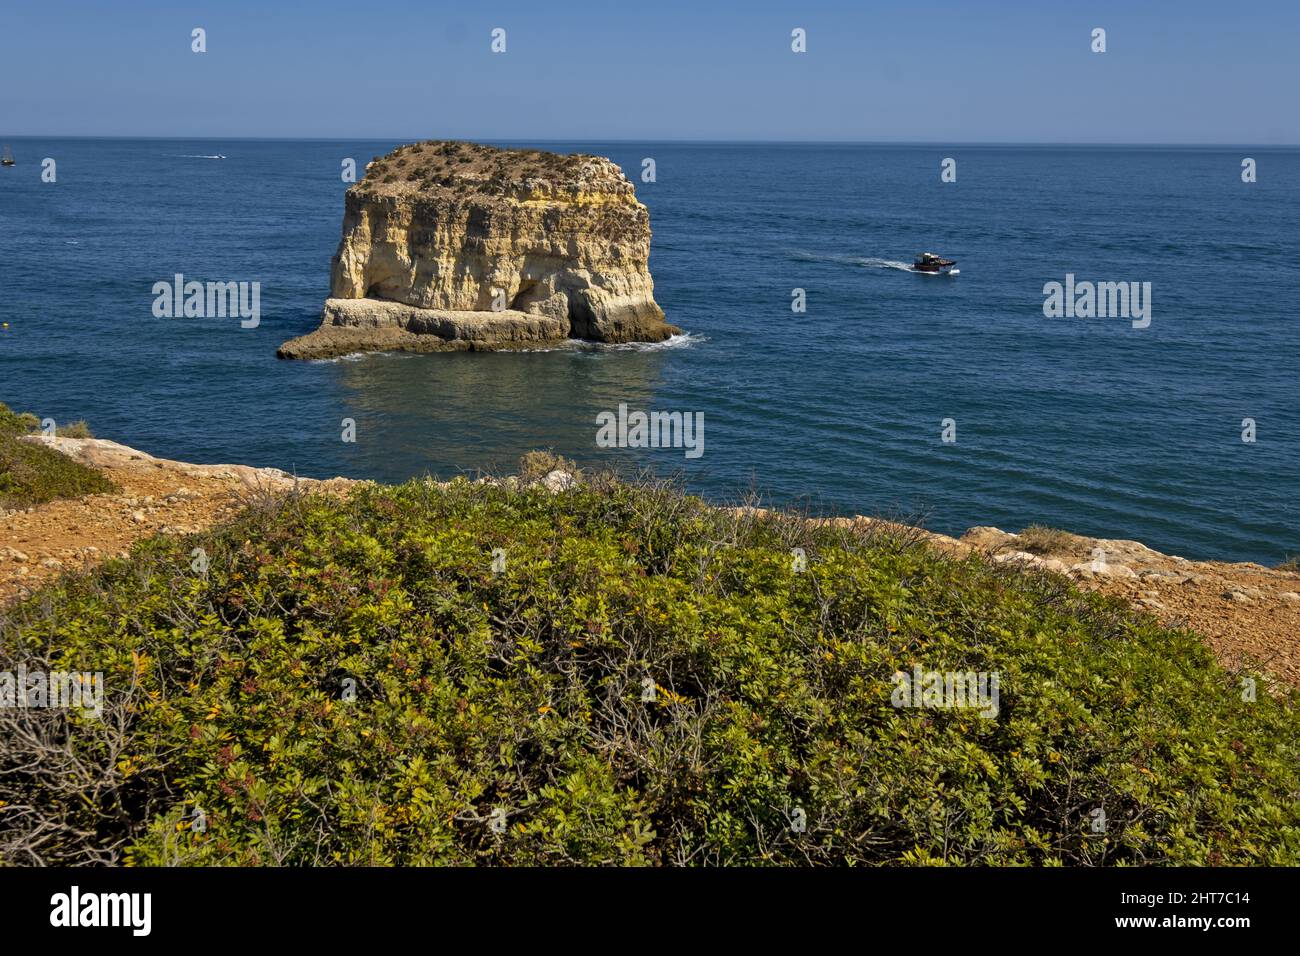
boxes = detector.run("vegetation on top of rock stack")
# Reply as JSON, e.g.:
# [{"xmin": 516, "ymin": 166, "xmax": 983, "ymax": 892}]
[
  {"xmin": 0, "ymin": 401, "xmax": 115, "ymax": 509},
  {"xmin": 361, "ymin": 140, "xmax": 632, "ymax": 202},
  {"xmin": 1, "ymin": 469, "xmax": 1297, "ymax": 866}
]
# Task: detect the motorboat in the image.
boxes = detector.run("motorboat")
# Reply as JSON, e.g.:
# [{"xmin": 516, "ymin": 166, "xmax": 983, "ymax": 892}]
[{"xmin": 913, "ymin": 252, "xmax": 957, "ymax": 274}]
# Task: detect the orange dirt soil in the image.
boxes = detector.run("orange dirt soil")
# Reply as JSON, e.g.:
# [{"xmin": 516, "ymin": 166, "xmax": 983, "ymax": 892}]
[{"xmin": 0, "ymin": 436, "xmax": 358, "ymax": 606}]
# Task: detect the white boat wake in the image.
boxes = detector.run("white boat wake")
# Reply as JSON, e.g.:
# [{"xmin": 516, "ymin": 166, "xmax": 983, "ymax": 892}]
[
  {"xmin": 857, "ymin": 256, "xmax": 917, "ymax": 272},
  {"xmin": 790, "ymin": 251, "xmax": 959, "ymax": 275}
]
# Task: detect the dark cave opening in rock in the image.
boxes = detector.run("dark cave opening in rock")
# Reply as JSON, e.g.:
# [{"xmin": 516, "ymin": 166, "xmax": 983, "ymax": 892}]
[{"xmin": 509, "ymin": 278, "xmax": 540, "ymax": 311}]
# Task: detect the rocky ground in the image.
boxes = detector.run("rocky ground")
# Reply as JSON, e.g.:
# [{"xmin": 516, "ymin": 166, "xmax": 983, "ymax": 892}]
[
  {"xmin": 955, "ymin": 526, "xmax": 1300, "ymax": 689},
  {"xmin": 0, "ymin": 436, "xmax": 359, "ymax": 606},
  {"xmin": 4, "ymin": 437, "xmax": 1298, "ymax": 689}
]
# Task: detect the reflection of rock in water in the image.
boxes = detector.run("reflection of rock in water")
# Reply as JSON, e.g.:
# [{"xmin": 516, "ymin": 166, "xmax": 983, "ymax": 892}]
[
  {"xmin": 278, "ymin": 141, "xmax": 680, "ymax": 360},
  {"xmin": 332, "ymin": 346, "xmax": 668, "ymax": 478}
]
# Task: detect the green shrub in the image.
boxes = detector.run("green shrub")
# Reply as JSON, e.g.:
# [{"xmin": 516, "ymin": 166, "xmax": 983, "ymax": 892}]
[
  {"xmin": 0, "ymin": 401, "xmax": 115, "ymax": 508},
  {"xmin": 1016, "ymin": 524, "xmax": 1078, "ymax": 555},
  {"xmin": 0, "ymin": 404, "xmax": 40, "ymax": 435},
  {"xmin": 1, "ymin": 475, "xmax": 1296, "ymax": 865},
  {"xmin": 55, "ymin": 420, "xmax": 94, "ymax": 439},
  {"xmin": 517, "ymin": 449, "xmax": 582, "ymax": 482}
]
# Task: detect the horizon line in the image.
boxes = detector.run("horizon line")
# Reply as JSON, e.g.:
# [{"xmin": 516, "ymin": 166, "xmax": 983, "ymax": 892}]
[{"xmin": 3, "ymin": 135, "xmax": 1298, "ymax": 149}]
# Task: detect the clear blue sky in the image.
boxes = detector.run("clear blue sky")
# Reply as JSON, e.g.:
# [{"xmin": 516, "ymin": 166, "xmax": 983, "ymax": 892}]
[{"xmin": 2, "ymin": 0, "xmax": 1297, "ymax": 143}]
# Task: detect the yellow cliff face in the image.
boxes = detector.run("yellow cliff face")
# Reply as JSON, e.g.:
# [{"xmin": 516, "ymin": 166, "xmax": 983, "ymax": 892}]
[
  {"xmin": 512, "ymin": 189, "xmax": 642, "ymax": 207},
  {"xmin": 278, "ymin": 140, "xmax": 676, "ymax": 359}
]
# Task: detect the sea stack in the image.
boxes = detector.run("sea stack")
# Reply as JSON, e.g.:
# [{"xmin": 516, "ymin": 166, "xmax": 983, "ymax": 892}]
[{"xmin": 277, "ymin": 141, "xmax": 679, "ymax": 359}]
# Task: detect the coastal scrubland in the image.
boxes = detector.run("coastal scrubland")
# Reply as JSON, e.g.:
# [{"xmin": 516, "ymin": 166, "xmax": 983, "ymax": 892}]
[{"xmin": 2, "ymin": 464, "xmax": 1296, "ymax": 866}]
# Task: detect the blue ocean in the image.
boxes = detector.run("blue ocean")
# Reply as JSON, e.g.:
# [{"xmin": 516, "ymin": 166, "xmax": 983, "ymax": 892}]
[{"xmin": 2, "ymin": 139, "xmax": 1297, "ymax": 562}]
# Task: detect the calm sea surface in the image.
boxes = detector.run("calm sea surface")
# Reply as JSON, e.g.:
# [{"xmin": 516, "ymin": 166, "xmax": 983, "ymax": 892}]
[{"xmin": 2, "ymin": 139, "xmax": 1297, "ymax": 562}]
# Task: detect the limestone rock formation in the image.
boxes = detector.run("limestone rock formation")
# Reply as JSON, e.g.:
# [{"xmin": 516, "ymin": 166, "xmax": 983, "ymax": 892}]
[{"xmin": 278, "ymin": 141, "xmax": 679, "ymax": 359}]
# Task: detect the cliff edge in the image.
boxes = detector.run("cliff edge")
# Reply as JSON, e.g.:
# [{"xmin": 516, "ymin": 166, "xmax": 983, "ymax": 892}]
[
  {"xmin": 278, "ymin": 141, "xmax": 680, "ymax": 359},
  {"xmin": 6, "ymin": 434, "xmax": 1300, "ymax": 690}
]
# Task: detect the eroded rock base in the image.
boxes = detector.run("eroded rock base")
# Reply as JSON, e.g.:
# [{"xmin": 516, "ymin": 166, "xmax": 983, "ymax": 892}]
[{"xmin": 277, "ymin": 297, "xmax": 680, "ymax": 360}]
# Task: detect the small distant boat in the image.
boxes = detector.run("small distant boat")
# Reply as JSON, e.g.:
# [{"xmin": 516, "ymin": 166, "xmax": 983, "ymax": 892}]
[
  {"xmin": 913, "ymin": 252, "xmax": 957, "ymax": 275},
  {"xmin": 1, "ymin": 145, "xmax": 14, "ymax": 167}
]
